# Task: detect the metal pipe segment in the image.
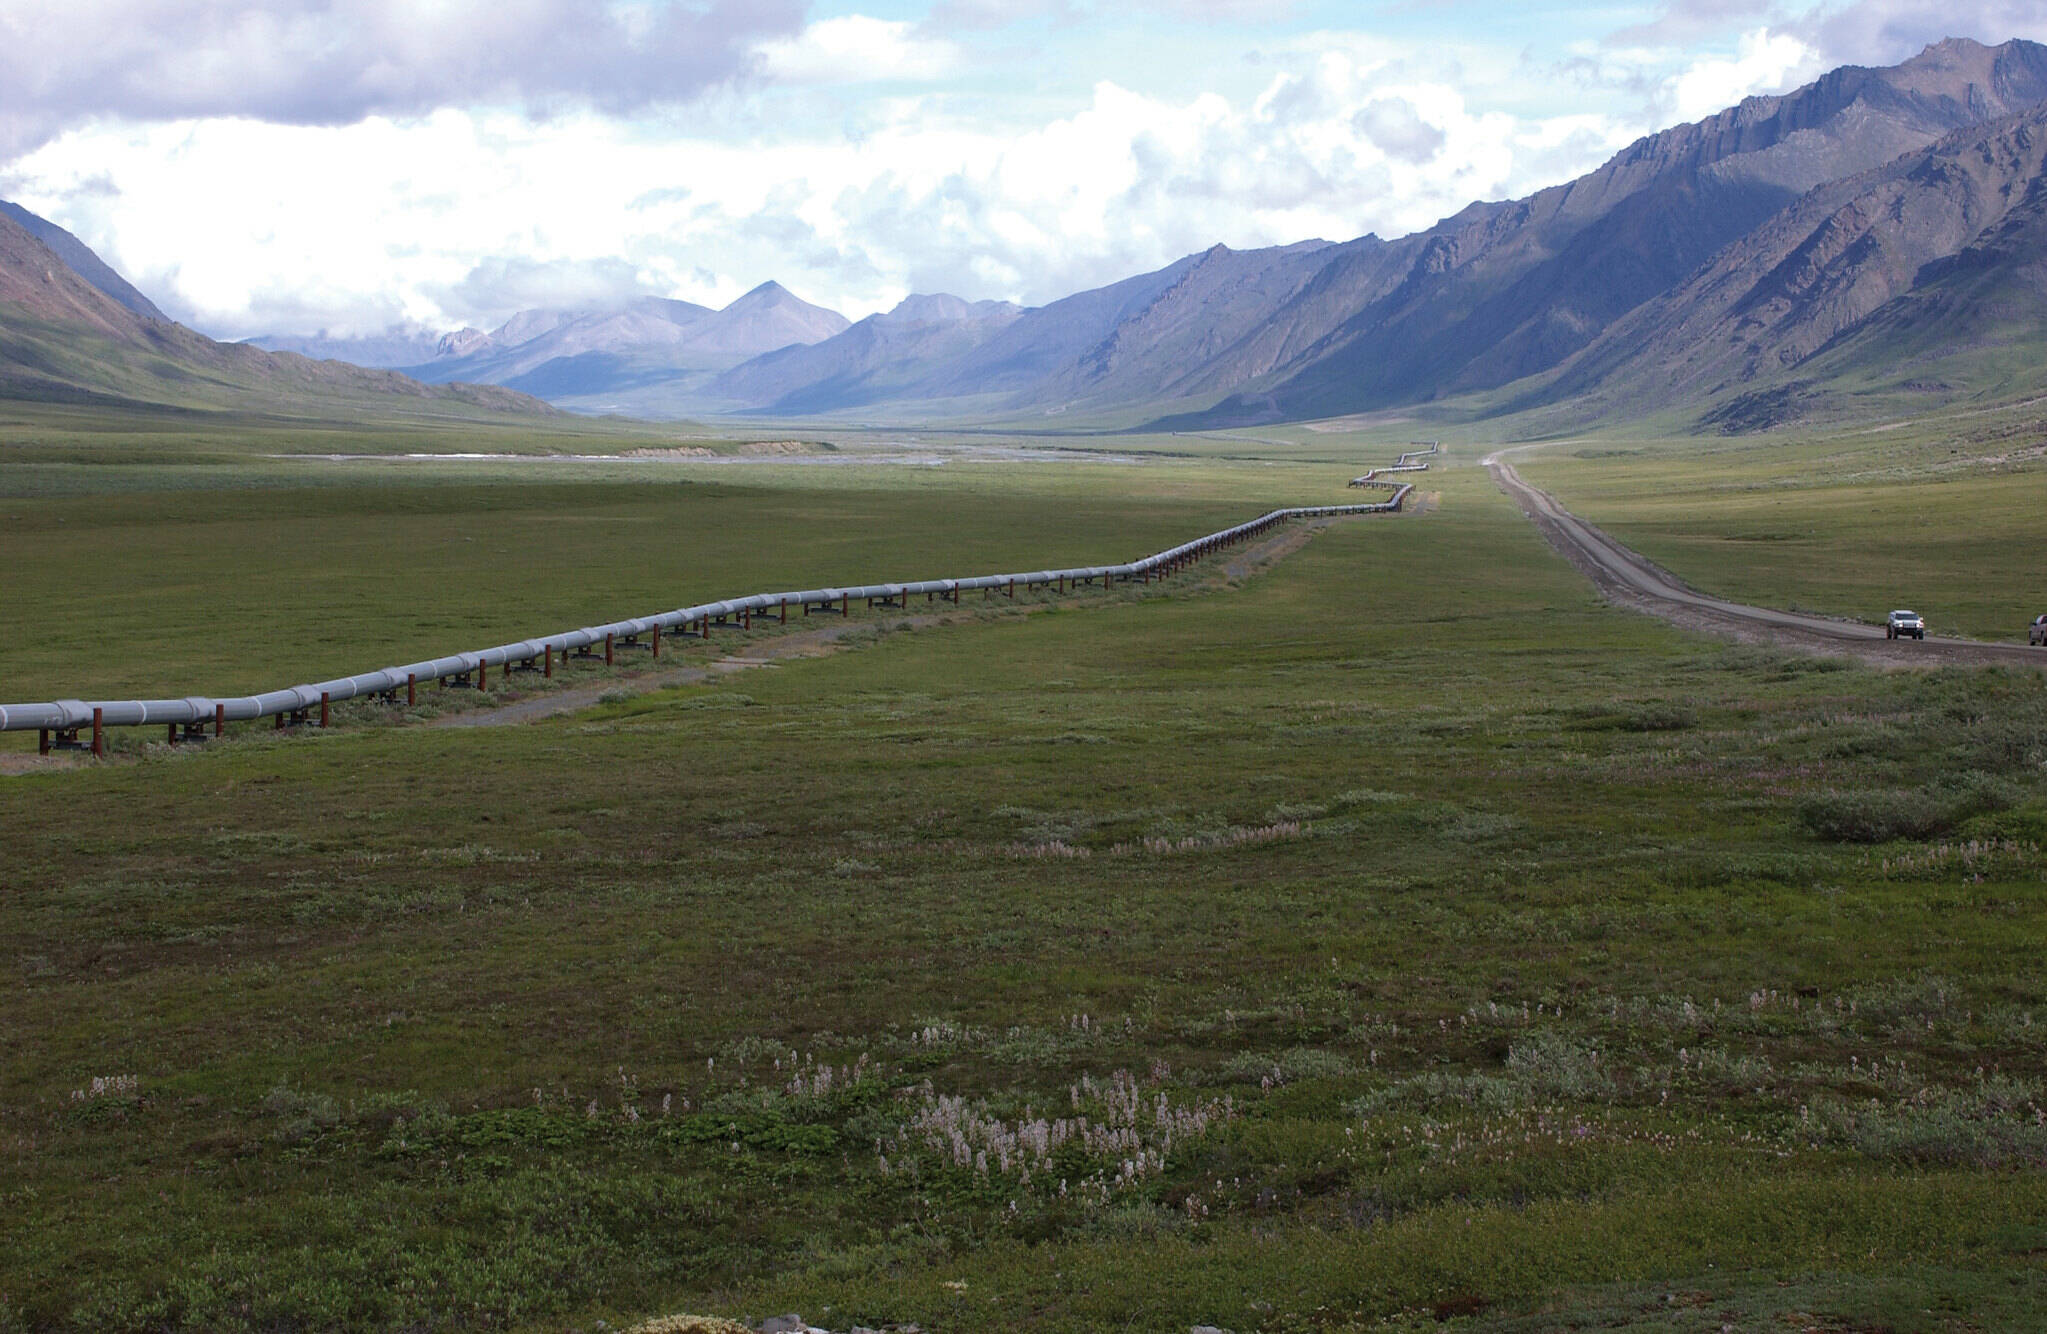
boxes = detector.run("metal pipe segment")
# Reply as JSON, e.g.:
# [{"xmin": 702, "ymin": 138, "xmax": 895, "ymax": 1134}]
[
  {"xmin": 0, "ymin": 484, "xmax": 1411, "ymax": 739},
  {"xmin": 1349, "ymin": 441, "xmax": 1438, "ymax": 488}
]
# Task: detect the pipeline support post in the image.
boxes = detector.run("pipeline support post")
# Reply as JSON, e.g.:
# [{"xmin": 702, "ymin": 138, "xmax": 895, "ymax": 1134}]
[
  {"xmin": 215, "ymin": 703, "xmax": 225, "ymax": 738},
  {"xmin": 166, "ymin": 723, "xmax": 176, "ymax": 746},
  {"xmin": 91, "ymin": 707, "xmax": 104, "ymax": 758},
  {"xmin": 605, "ymin": 633, "xmax": 614, "ymax": 665},
  {"xmin": 38, "ymin": 727, "xmax": 49, "ymax": 756},
  {"xmin": 406, "ymin": 673, "xmax": 417, "ymax": 706},
  {"xmin": 651, "ymin": 625, "xmax": 660, "ymax": 660},
  {"xmin": 320, "ymin": 692, "xmax": 330, "ymax": 728},
  {"xmin": 544, "ymin": 647, "xmax": 553, "ymax": 678},
  {"xmin": 477, "ymin": 661, "xmax": 488, "ymax": 691}
]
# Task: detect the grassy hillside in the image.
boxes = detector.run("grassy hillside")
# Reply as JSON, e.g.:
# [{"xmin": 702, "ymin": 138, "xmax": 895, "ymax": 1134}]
[{"xmin": 4, "ymin": 419, "xmax": 2046, "ymax": 1331}]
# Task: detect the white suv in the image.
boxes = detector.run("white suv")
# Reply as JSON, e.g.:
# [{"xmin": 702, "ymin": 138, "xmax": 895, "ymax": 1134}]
[{"xmin": 1886, "ymin": 610, "xmax": 1925, "ymax": 640}]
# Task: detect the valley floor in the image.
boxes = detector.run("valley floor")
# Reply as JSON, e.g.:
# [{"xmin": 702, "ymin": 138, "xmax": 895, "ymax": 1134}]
[{"xmin": 2, "ymin": 410, "xmax": 2045, "ymax": 1333}]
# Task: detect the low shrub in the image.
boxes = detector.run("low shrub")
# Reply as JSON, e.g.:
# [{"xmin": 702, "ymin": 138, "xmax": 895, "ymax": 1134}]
[
  {"xmin": 1800, "ymin": 774, "xmax": 2022, "ymax": 843},
  {"xmin": 1798, "ymin": 789, "xmax": 1952, "ymax": 843}
]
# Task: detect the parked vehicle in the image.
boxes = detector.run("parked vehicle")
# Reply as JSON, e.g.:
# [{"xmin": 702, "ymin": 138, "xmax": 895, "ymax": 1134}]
[
  {"xmin": 2030, "ymin": 614, "xmax": 2047, "ymax": 646},
  {"xmin": 1886, "ymin": 610, "xmax": 1926, "ymax": 640}
]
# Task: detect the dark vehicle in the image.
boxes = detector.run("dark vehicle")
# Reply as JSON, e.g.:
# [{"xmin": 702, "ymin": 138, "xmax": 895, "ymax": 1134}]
[{"xmin": 1886, "ymin": 610, "xmax": 1926, "ymax": 640}]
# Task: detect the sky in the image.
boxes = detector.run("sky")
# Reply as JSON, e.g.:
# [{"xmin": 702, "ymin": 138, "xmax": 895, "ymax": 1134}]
[{"xmin": 1, "ymin": 0, "xmax": 2043, "ymax": 340}]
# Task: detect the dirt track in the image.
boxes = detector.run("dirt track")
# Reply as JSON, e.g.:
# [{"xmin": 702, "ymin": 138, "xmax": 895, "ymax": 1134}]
[
  {"xmin": 1487, "ymin": 448, "xmax": 2047, "ymax": 668},
  {"xmin": 429, "ymin": 614, "xmax": 940, "ymax": 727}
]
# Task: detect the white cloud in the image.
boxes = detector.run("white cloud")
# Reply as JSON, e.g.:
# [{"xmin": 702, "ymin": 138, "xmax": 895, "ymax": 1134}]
[
  {"xmin": 0, "ymin": 0, "xmax": 803, "ymax": 160},
  {"xmin": 757, "ymin": 16, "xmax": 963, "ymax": 84},
  {"xmin": 5, "ymin": 32, "xmax": 1651, "ymax": 339},
  {"xmin": 1788, "ymin": 0, "xmax": 2047, "ymax": 68},
  {"xmin": 1664, "ymin": 27, "xmax": 1825, "ymax": 123}
]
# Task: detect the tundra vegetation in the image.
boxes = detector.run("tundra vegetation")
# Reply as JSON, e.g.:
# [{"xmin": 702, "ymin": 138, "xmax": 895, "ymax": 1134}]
[{"xmin": 2, "ymin": 404, "xmax": 2046, "ymax": 1332}]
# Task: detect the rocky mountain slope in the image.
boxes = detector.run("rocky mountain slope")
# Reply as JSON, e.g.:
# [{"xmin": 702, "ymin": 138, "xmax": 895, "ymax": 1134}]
[
  {"xmin": 0, "ymin": 205, "xmax": 553, "ymax": 417},
  {"xmin": 1161, "ymin": 35, "xmax": 2047, "ymax": 428},
  {"xmin": 704, "ymin": 294, "xmax": 1023, "ymax": 415},
  {"xmin": 0, "ymin": 201, "xmax": 167, "ymax": 323},
  {"xmin": 1526, "ymin": 97, "xmax": 2047, "ymax": 426},
  {"xmin": 405, "ymin": 283, "xmax": 848, "ymax": 403}
]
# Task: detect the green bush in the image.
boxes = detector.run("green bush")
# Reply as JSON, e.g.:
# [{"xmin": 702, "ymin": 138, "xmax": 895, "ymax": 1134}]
[
  {"xmin": 1798, "ymin": 789, "xmax": 1952, "ymax": 843},
  {"xmin": 1800, "ymin": 774, "xmax": 2021, "ymax": 843}
]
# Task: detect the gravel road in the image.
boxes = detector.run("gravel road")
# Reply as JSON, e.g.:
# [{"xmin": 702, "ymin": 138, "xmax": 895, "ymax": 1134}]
[{"xmin": 1486, "ymin": 447, "xmax": 2047, "ymax": 668}]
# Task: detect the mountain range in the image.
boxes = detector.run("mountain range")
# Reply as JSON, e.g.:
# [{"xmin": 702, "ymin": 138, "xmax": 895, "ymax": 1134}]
[{"xmin": 14, "ymin": 36, "xmax": 2047, "ymax": 433}]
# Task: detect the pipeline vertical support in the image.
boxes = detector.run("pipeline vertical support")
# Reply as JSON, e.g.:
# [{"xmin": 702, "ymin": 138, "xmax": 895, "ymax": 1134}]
[
  {"xmin": 215, "ymin": 703, "xmax": 225, "ymax": 737},
  {"xmin": 544, "ymin": 647, "xmax": 554, "ymax": 679},
  {"xmin": 478, "ymin": 661, "xmax": 488, "ymax": 691},
  {"xmin": 276, "ymin": 711, "xmax": 286, "ymax": 731},
  {"xmin": 91, "ymin": 707, "xmax": 104, "ymax": 758},
  {"xmin": 407, "ymin": 673, "xmax": 417, "ymax": 706},
  {"xmin": 779, "ymin": 600, "xmax": 788, "ymax": 624},
  {"xmin": 841, "ymin": 594, "xmax": 849, "ymax": 617},
  {"xmin": 320, "ymin": 692, "xmax": 330, "ymax": 728},
  {"xmin": 167, "ymin": 723, "xmax": 176, "ymax": 746},
  {"xmin": 605, "ymin": 633, "xmax": 615, "ymax": 665},
  {"xmin": 651, "ymin": 625, "xmax": 661, "ymax": 659},
  {"xmin": 38, "ymin": 728, "xmax": 50, "ymax": 756},
  {"xmin": 742, "ymin": 608, "xmax": 752, "ymax": 629}
]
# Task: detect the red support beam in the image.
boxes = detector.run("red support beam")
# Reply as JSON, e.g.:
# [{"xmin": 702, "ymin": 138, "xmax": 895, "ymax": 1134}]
[
  {"xmin": 478, "ymin": 661, "xmax": 489, "ymax": 691},
  {"xmin": 39, "ymin": 728, "xmax": 50, "ymax": 756},
  {"xmin": 605, "ymin": 632, "xmax": 615, "ymax": 665},
  {"xmin": 407, "ymin": 673, "xmax": 418, "ymax": 706},
  {"xmin": 167, "ymin": 723, "xmax": 176, "ymax": 746},
  {"xmin": 544, "ymin": 647, "xmax": 553, "ymax": 678},
  {"xmin": 651, "ymin": 625, "xmax": 661, "ymax": 659},
  {"xmin": 91, "ymin": 707, "xmax": 104, "ymax": 758},
  {"xmin": 320, "ymin": 692, "xmax": 330, "ymax": 728},
  {"xmin": 215, "ymin": 703, "xmax": 225, "ymax": 737}
]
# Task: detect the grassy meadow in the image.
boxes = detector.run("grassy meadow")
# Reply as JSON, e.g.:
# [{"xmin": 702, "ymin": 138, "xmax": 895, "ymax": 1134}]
[{"xmin": 3, "ymin": 407, "xmax": 2046, "ymax": 1332}]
